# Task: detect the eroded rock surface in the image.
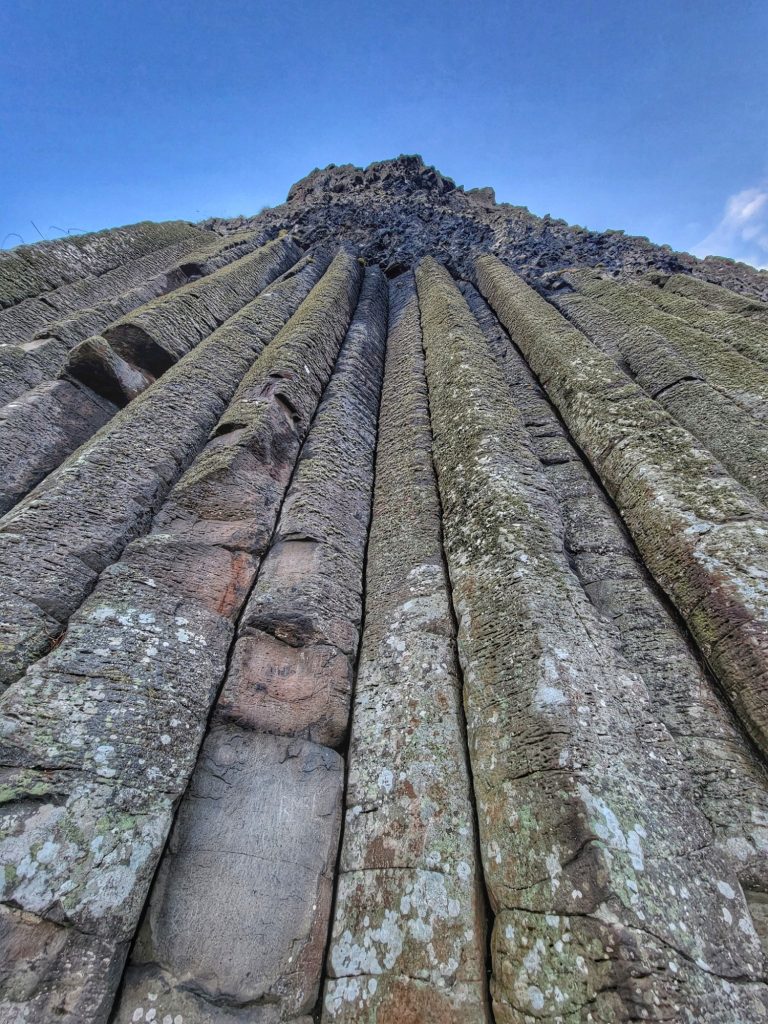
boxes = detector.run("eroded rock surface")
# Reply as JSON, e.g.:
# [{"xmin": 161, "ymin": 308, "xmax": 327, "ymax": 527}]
[
  {"xmin": 323, "ymin": 273, "xmax": 489, "ymax": 1023},
  {"xmin": 1, "ymin": 158, "xmax": 768, "ymax": 1024}
]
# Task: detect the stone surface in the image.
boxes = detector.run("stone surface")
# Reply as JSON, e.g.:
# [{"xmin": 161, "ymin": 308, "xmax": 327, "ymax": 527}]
[
  {"xmin": 323, "ymin": 273, "xmax": 489, "ymax": 1023},
  {"xmin": 0, "ymin": 220, "xmax": 201, "ymax": 310},
  {"xmin": 114, "ymin": 728, "xmax": 343, "ymax": 1024},
  {"xmin": 0, "ymin": 227, "xmax": 251, "ymax": 407},
  {"xmin": 0, "ymin": 234, "xmax": 293, "ymax": 518},
  {"xmin": 637, "ymin": 271, "xmax": 768, "ymax": 365},
  {"xmin": 419, "ymin": 256, "xmax": 767, "ymax": 1021},
  {"xmin": 0, "ymin": 236, "xmax": 303, "ymax": 687},
  {"xmin": 477, "ymin": 253, "xmax": 768, "ymax": 762},
  {"xmin": 101, "ymin": 234, "xmax": 296, "ymax": 373},
  {"xmin": 220, "ymin": 266, "xmax": 387, "ymax": 746},
  {"xmin": 0, "ymin": 246, "xmax": 360, "ymax": 1022},
  {"xmin": 0, "ymin": 379, "xmax": 118, "ymax": 516},
  {"xmin": 462, "ymin": 281, "xmax": 768, "ymax": 899},
  {"xmin": 555, "ymin": 284, "xmax": 768, "ymax": 504},
  {"xmin": 2, "ymin": 158, "xmax": 768, "ymax": 1024}
]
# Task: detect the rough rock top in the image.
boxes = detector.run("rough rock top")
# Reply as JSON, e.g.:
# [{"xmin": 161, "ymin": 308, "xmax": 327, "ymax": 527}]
[{"xmin": 201, "ymin": 154, "xmax": 768, "ymax": 298}]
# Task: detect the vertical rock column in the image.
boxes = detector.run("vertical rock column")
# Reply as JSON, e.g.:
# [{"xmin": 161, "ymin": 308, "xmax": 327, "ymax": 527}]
[
  {"xmin": 418, "ymin": 256, "xmax": 768, "ymax": 1023},
  {"xmin": 476, "ymin": 254, "xmax": 768, "ymax": 764},
  {"xmin": 0, "ymin": 251, "xmax": 360, "ymax": 1024},
  {"xmin": 323, "ymin": 273, "xmax": 490, "ymax": 1024},
  {"xmin": 559, "ymin": 271, "xmax": 768, "ymax": 420},
  {"xmin": 636, "ymin": 273, "xmax": 768, "ymax": 366},
  {"xmin": 462, "ymin": 282, "xmax": 768, "ymax": 936},
  {"xmin": 553, "ymin": 282, "xmax": 768, "ymax": 504},
  {"xmin": 112, "ymin": 266, "xmax": 387, "ymax": 1024},
  {"xmin": 222, "ymin": 266, "xmax": 388, "ymax": 743},
  {"xmin": 0, "ymin": 239, "xmax": 306, "ymax": 517},
  {"xmin": 0, "ymin": 236, "xmax": 302, "ymax": 687}
]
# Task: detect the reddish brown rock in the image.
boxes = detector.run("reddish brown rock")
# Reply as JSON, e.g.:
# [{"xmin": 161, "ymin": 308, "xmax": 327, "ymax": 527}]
[{"xmin": 219, "ymin": 266, "xmax": 387, "ymax": 746}]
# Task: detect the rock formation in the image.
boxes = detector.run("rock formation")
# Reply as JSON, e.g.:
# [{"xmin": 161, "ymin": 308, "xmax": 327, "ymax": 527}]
[{"xmin": 1, "ymin": 155, "xmax": 768, "ymax": 1023}]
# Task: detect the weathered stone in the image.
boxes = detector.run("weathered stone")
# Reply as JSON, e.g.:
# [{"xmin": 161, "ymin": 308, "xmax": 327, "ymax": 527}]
[
  {"xmin": 0, "ymin": 248, "xmax": 360, "ymax": 1022},
  {"xmin": 323, "ymin": 273, "xmax": 489, "ymax": 1023},
  {"xmin": 64, "ymin": 335, "xmax": 155, "ymax": 404},
  {"xmin": 222, "ymin": 629, "xmax": 352, "ymax": 743},
  {"xmin": 555, "ymin": 287, "xmax": 768, "ymax": 506},
  {"xmin": 101, "ymin": 235, "xmax": 302, "ymax": 373},
  {"xmin": 562, "ymin": 269, "xmax": 768, "ymax": 421},
  {"xmin": 0, "ymin": 238, "xmax": 310, "ymax": 688},
  {"xmin": 6, "ymin": 158, "xmax": 768, "ymax": 1024},
  {"xmin": 0, "ymin": 234, "xmax": 195, "ymax": 347},
  {"xmin": 0, "ymin": 336, "xmax": 70, "ymax": 409},
  {"xmin": 419, "ymin": 256, "xmax": 767, "ymax": 1021},
  {"xmin": 0, "ymin": 230, "xmax": 271, "ymax": 408},
  {"xmin": 637, "ymin": 270, "xmax": 768, "ymax": 366},
  {"xmin": 219, "ymin": 266, "xmax": 387, "ymax": 746},
  {"xmin": 0, "ymin": 237, "xmax": 298, "ymax": 517},
  {"xmin": 462, "ymin": 281, "xmax": 768, "ymax": 898},
  {"xmin": 114, "ymin": 729, "xmax": 343, "ymax": 1024},
  {"xmin": 0, "ymin": 380, "xmax": 118, "ymax": 516},
  {"xmin": 477, "ymin": 253, "xmax": 768, "ymax": 761},
  {"xmin": 661, "ymin": 270, "xmax": 768, "ymax": 315},
  {"xmin": 0, "ymin": 220, "xmax": 201, "ymax": 311},
  {"xmin": 103, "ymin": 252, "xmax": 365, "ymax": 1022}
]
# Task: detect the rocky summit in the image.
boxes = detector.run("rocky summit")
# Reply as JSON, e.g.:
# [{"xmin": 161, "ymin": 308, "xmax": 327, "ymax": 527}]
[{"xmin": 1, "ymin": 156, "xmax": 768, "ymax": 1024}]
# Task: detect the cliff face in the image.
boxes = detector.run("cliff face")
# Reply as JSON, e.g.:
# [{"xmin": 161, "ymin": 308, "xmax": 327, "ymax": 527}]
[{"xmin": 1, "ymin": 158, "xmax": 768, "ymax": 1024}]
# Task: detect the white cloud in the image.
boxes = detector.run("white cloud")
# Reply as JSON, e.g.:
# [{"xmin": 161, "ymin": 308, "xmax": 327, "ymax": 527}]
[{"xmin": 693, "ymin": 184, "xmax": 768, "ymax": 269}]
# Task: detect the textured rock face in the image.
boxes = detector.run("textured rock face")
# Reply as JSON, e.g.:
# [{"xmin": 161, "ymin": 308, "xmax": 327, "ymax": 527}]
[{"xmin": 2, "ymin": 157, "xmax": 768, "ymax": 1023}]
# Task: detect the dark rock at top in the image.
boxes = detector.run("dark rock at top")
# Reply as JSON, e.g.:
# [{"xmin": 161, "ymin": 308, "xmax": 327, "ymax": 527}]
[{"xmin": 202, "ymin": 155, "xmax": 768, "ymax": 299}]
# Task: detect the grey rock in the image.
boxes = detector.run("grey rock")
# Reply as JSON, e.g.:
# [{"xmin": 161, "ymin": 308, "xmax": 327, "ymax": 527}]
[
  {"xmin": 323, "ymin": 273, "xmax": 489, "ymax": 1023},
  {"xmin": 114, "ymin": 729, "xmax": 343, "ymax": 1023}
]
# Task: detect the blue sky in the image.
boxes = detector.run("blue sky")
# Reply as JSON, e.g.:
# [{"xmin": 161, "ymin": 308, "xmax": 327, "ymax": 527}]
[{"xmin": 1, "ymin": 1, "xmax": 767, "ymax": 267}]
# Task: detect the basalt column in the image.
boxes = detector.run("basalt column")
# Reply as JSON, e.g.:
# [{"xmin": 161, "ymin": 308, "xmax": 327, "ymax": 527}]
[
  {"xmin": 418, "ymin": 256, "xmax": 767, "ymax": 1023},
  {"xmin": 0, "ymin": 237, "xmax": 304, "ymax": 516},
  {"xmin": 112, "ymin": 265, "xmax": 387, "ymax": 1024},
  {"xmin": 552, "ymin": 277, "xmax": 768, "ymax": 505},
  {"xmin": 0, "ymin": 236, "xmax": 302, "ymax": 687},
  {"xmin": 0, "ymin": 250, "xmax": 360, "ymax": 1024},
  {"xmin": 323, "ymin": 272, "xmax": 490, "ymax": 1024},
  {"xmin": 477, "ymin": 254, "xmax": 768, "ymax": 765},
  {"xmin": 460, "ymin": 281, "xmax": 768, "ymax": 924}
]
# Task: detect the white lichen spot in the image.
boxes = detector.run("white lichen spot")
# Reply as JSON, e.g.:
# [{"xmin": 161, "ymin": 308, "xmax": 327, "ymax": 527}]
[
  {"xmin": 545, "ymin": 850, "xmax": 562, "ymax": 893},
  {"xmin": 36, "ymin": 841, "xmax": 60, "ymax": 865},
  {"xmin": 527, "ymin": 985, "xmax": 545, "ymax": 1011},
  {"xmin": 717, "ymin": 880, "xmax": 736, "ymax": 900},
  {"xmin": 627, "ymin": 825, "xmax": 646, "ymax": 871}
]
